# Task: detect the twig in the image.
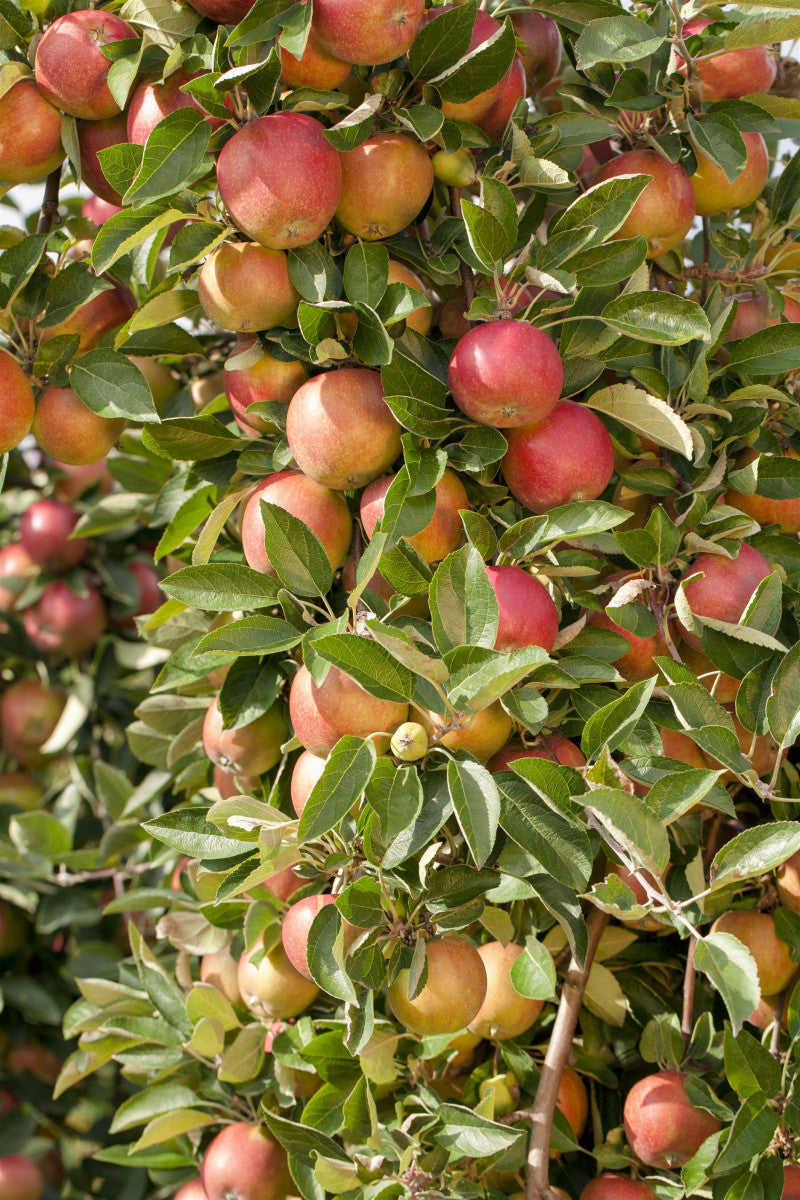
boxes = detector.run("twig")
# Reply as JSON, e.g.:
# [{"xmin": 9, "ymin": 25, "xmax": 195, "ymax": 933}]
[
  {"xmin": 771, "ymin": 989, "xmax": 787, "ymax": 1060},
  {"xmin": 681, "ymin": 935, "xmax": 697, "ymax": 1053},
  {"xmin": 524, "ymin": 907, "xmax": 610, "ymax": 1200},
  {"xmin": 449, "ymin": 186, "xmax": 476, "ymax": 313},
  {"xmin": 36, "ymin": 167, "xmax": 62, "ymax": 238},
  {"xmin": 700, "ymin": 219, "xmax": 711, "ymax": 304}
]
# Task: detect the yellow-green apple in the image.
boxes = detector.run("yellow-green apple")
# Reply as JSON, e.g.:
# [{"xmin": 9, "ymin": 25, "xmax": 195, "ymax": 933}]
[
  {"xmin": 387, "ymin": 937, "xmax": 487, "ymax": 1035},
  {"xmin": 415, "ymin": 700, "xmax": 512, "ymax": 762},
  {"xmin": 467, "ymin": 941, "xmax": 543, "ymax": 1039},
  {"xmin": 711, "ymin": 910, "xmax": 795, "ymax": 995},
  {"xmin": 777, "ymin": 849, "xmax": 800, "ymax": 914},
  {"xmin": 202, "ymin": 695, "xmax": 289, "ymax": 776},
  {"xmin": 691, "ymin": 132, "xmax": 768, "ymax": 217},
  {"xmin": 198, "ymin": 241, "xmax": 298, "ymax": 333},
  {"xmin": 241, "ymin": 472, "xmax": 352, "ymax": 575},
  {"xmin": 237, "ymin": 938, "xmax": 320, "ymax": 1019},
  {"xmin": 218, "ymin": 113, "xmax": 342, "ymax": 249},
  {"xmin": 0, "ymin": 543, "xmax": 36, "ymax": 613},
  {"xmin": 595, "ymin": 149, "xmax": 695, "ymax": 258},
  {"xmin": 726, "ymin": 445, "xmax": 800, "ymax": 534},
  {"xmin": 512, "ymin": 10, "xmax": 562, "ymax": 90},
  {"xmin": 336, "ymin": 133, "xmax": 433, "ymax": 241},
  {"xmin": 201, "ymin": 1123, "xmax": 290, "ymax": 1200},
  {"xmin": 20, "ymin": 499, "xmax": 87, "ymax": 573},
  {"xmin": 0, "ymin": 349, "xmax": 35, "ymax": 455},
  {"xmin": 390, "ymin": 721, "xmax": 429, "ymax": 761},
  {"xmin": 486, "ymin": 564, "xmax": 558, "ymax": 653},
  {"xmin": 489, "ymin": 734, "xmax": 586, "ymax": 773},
  {"xmin": 127, "ymin": 70, "xmax": 225, "ymax": 145},
  {"xmin": 502, "ymin": 401, "xmax": 615, "ymax": 513},
  {"xmin": 200, "ymin": 947, "xmax": 242, "ymax": 1005},
  {"xmin": 0, "ymin": 1155, "xmax": 44, "ymax": 1200},
  {"xmin": 479, "ymin": 1072, "xmax": 518, "ymax": 1116},
  {"xmin": 0, "ymin": 771, "xmax": 43, "ymax": 812},
  {"xmin": 0, "ymin": 679, "xmax": 65, "ymax": 767},
  {"xmin": 78, "ymin": 114, "xmax": 127, "ymax": 204},
  {"xmin": 623, "ymin": 1071, "xmax": 722, "ymax": 1168},
  {"xmin": 289, "ymin": 663, "xmax": 409, "ymax": 755},
  {"xmin": 24, "ymin": 577, "xmax": 106, "ymax": 657},
  {"xmin": 360, "ymin": 468, "xmax": 469, "ymax": 562},
  {"xmin": 581, "ymin": 1177, "xmax": 657, "ymax": 1200},
  {"xmin": 449, "ymin": 321, "xmax": 563, "ymax": 427},
  {"xmin": 33, "ymin": 387, "xmax": 126, "ymax": 466},
  {"xmin": 286, "ymin": 368, "xmax": 401, "ymax": 490},
  {"xmin": 682, "ymin": 18, "xmax": 776, "ymax": 101},
  {"xmin": 678, "ymin": 543, "xmax": 773, "ymax": 650},
  {"xmin": 312, "ymin": 0, "xmax": 424, "ymax": 66},
  {"xmin": 280, "ymin": 29, "xmax": 352, "ymax": 89},
  {"xmin": 34, "ymin": 10, "xmax": 136, "ymax": 120},
  {"xmin": 281, "ymin": 894, "xmax": 360, "ymax": 980},
  {"xmin": 432, "ymin": 150, "xmax": 476, "ymax": 188},
  {"xmin": 225, "ymin": 338, "xmax": 307, "ymax": 436},
  {"xmin": 290, "ymin": 749, "xmax": 327, "ymax": 816},
  {"xmin": 0, "ymin": 81, "xmax": 64, "ymax": 184}
]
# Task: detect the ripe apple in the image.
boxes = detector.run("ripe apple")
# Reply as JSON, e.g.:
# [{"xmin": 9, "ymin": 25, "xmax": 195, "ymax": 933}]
[
  {"xmin": 124, "ymin": 560, "xmax": 164, "ymax": 619},
  {"xmin": 290, "ymin": 749, "xmax": 327, "ymax": 816},
  {"xmin": 467, "ymin": 941, "xmax": 543, "ymax": 1040},
  {"xmin": 336, "ymin": 133, "xmax": 434, "ymax": 241},
  {"xmin": 586, "ymin": 607, "xmax": 668, "ymax": 682},
  {"xmin": 34, "ymin": 10, "xmax": 136, "ymax": 120},
  {"xmin": 623, "ymin": 1071, "xmax": 722, "ymax": 1168},
  {"xmin": 710, "ymin": 910, "xmax": 795, "ymax": 995},
  {"xmin": 0, "ymin": 771, "xmax": 43, "ymax": 812},
  {"xmin": 415, "ymin": 700, "xmax": 512, "ymax": 762},
  {"xmin": 312, "ymin": 0, "xmax": 424, "ymax": 66},
  {"xmin": 286, "ymin": 368, "xmax": 401, "ymax": 490},
  {"xmin": 727, "ymin": 446, "xmax": 800, "ymax": 534},
  {"xmin": 289, "ymin": 663, "xmax": 409, "ymax": 755},
  {"xmin": 38, "ymin": 280, "xmax": 134, "ymax": 357},
  {"xmin": 0, "ymin": 902, "xmax": 26, "ymax": 959},
  {"xmin": 580, "ymin": 1176, "xmax": 657, "ymax": 1200},
  {"xmin": 82, "ymin": 196, "xmax": 122, "ymax": 226},
  {"xmin": 23, "ymin": 578, "xmax": 105, "ymax": 658},
  {"xmin": 282, "ymin": 894, "xmax": 359, "ymax": 980},
  {"xmin": 0, "ymin": 349, "xmax": 35, "ymax": 455},
  {"xmin": 32, "ymin": 386, "xmax": 126, "ymax": 466},
  {"xmin": 237, "ymin": 938, "xmax": 320, "ymax": 1019},
  {"xmin": 678, "ymin": 543, "xmax": 773, "ymax": 650},
  {"xmin": 502, "ymin": 401, "xmax": 615, "ymax": 513},
  {"xmin": 476, "ymin": 55, "xmax": 526, "ymax": 144},
  {"xmin": 486, "ymin": 564, "xmax": 558, "ymax": 653},
  {"xmin": 20, "ymin": 499, "xmax": 87, "ymax": 573},
  {"xmin": 435, "ymin": 9, "xmax": 513, "ymax": 124},
  {"xmin": 0, "ymin": 679, "xmax": 65, "ymax": 766},
  {"xmin": 659, "ymin": 726, "xmax": 708, "ymax": 770},
  {"xmin": 240, "ymin": 472, "xmax": 352, "ymax": 575},
  {"xmin": 691, "ymin": 133, "xmax": 768, "ymax": 218},
  {"xmin": 53, "ymin": 459, "xmax": 113, "ymax": 501},
  {"xmin": 5, "ymin": 1039, "xmax": 61, "ymax": 1081},
  {"xmin": 201, "ymin": 1123, "xmax": 290, "ymax": 1200},
  {"xmin": 678, "ymin": 642, "xmax": 740, "ymax": 704},
  {"xmin": 0, "ymin": 543, "xmax": 36, "ymax": 612},
  {"xmin": 0, "ymin": 81, "xmax": 64, "ymax": 185},
  {"xmin": 777, "ymin": 849, "xmax": 800, "ymax": 914},
  {"xmin": 784, "ymin": 1164, "xmax": 800, "ymax": 1199},
  {"xmin": 218, "ymin": 113, "xmax": 342, "ymax": 249},
  {"xmin": 213, "ymin": 765, "xmax": 259, "ymax": 800},
  {"xmin": 198, "ymin": 241, "xmax": 298, "ymax": 334},
  {"xmin": 489, "ymin": 734, "xmax": 586, "ymax": 772},
  {"xmin": 0, "ymin": 1155, "xmax": 44, "ymax": 1200},
  {"xmin": 127, "ymin": 70, "xmax": 225, "ymax": 145},
  {"xmin": 682, "ymin": 18, "xmax": 776, "ymax": 101},
  {"xmin": 202, "ymin": 695, "xmax": 289, "ymax": 777},
  {"xmin": 606, "ymin": 865, "xmax": 667, "ymax": 932},
  {"xmin": 594, "ymin": 150, "xmax": 696, "ymax": 258},
  {"xmin": 556, "ymin": 1068, "xmax": 589, "ymax": 1145},
  {"xmin": 264, "ymin": 866, "xmax": 303, "ymax": 903},
  {"xmin": 78, "ymin": 115, "xmax": 127, "ymax": 205},
  {"xmin": 184, "ymin": 0, "xmax": 255, "ymax": 17},
  {"xmin": 512, "ymin": 10, "xmax": 562, "ymax": 91},
  {"xmin": 280, "ymin": 30, "xmax": 352, "ymax": 90},
  {"xmin": 449, "ymin": 321, "xmax": 563, "ymax": 428},
  {"xmin": 360, "ymin": 468, "xmax": 469, "ymax": 562},
  {"xmin": 387, "ymin": 937, "xmax": 487, "ymax": 1035},
  {"xmin": 341, "ymin": 555, "xmax": 428, "ymax": 617},
  {"xmin": 225, "ymin": 338, "xmax": 307, "ymax": 436},
  {"xmin": 725, "ymin": 293, "xmax": 800, "ymax": 343},
  {"xmin": 340, "ymin": 259, "xmax": 432, "ymax": 338},
  {"xmin": 200, "ymin": 947, "xmax": 242, "ymax": 1005},
  {"xmin": 174, "ymin": 1179, "xmax": 208, "ymax": 1200}
]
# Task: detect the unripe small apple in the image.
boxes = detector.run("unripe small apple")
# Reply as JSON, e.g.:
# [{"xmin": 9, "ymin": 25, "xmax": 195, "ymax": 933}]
[
  {"xmin": 390, "ymin": 722, "xmax": 429, "ymax": 761},
  {"xmin": 432, "ymin": 150, "xmax": 476, "ymax": 187},
  {"xmin": 479, "ymin": 1072, "xmax": 517, "ymax": 1117}
]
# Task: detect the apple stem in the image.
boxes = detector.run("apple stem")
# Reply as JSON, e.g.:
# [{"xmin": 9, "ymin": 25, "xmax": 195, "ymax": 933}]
[
  {"xmin": 681, "ymin": 934, "xmax": 697, "ymax": 1053},
  {"xmin": 36, "ymin": 166, "xmax": 62, "ymax": 238},
  {"xmin": 523, "ymin": 906, "xmax": 609, "ymax": 1200}
]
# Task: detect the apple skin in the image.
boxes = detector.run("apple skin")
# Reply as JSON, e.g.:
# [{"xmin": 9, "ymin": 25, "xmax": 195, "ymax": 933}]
[
  {"xmin": 436, "ymin": 9, "xmax": 513, "ymax": 124},
  {"xmin": 201, "ymin": 1122, "xmax": 290, "ymax": 1200},
  {"xmin": 595, "ymin": 149, "xmax": 695, "ymax": 258},
  {"xmin": 313, "ymin": 0, "xmax": 424, "ymax": 66},
  {"xmin": 33, "ymin": 387, "xmax": 126, "ymax": 467},
  {"xmin": 448, "ymin": 321, "xmax": 563, "ymax": 428},
  {"xmin": 20, "ymin": 499, "xmax": 87, "ymax": 573},
  {"xmin": 387, "ymin": 937, "xmax": 488, "ymax": 1036},
  {"xmin": 580, "ymin": 1176, "xmax": 657, "ymax": 1200},
  {"xmin": 511, "ymin": 11, "xmax": 562, "ymax": 90},
  {"xmin": 213, "ymin": 765, "xmax": 259, "ymax": 800},
  {"xmin": 264, "ymin": 866, "xmax": 303, "ymax": 903},
  {"xmin": 340, "ymin": 259, "xmax": 431, "ymax": 339},
  {"xmin": 198, "ymin": 241, "xmax": 298, "ymax": 334},
  {"xmin": 0, "ymin": 1155, "xmax": 44, "ymax": 1200},
  {"xmin": 659, "ymin": 726, "xmax": 708, "ymax": 770},
  {"xmin": 54, "ymin": 459, "xmax": 113, "ymax": 501},
  {"xmin": 489, "ymin": 734, "xmax": 586, "ymax": 773},
  {"xmin": 39, "ymin": 281, "xmax": 134, "ymax": 357},
  {"xmin": 683, "ymin": 18, "xmax": 776, "ymax": 102},
  {"xmin": 286, "ymin": 368, "xmax": 401, "ymax": 490},
  {"xmin": 185, "ymin": 0, "xmax": 255, "ymax": 18},
  {"xmin": 486, "ymin": 564, "xmax": 558, "ymax": 653},
  {"xmin": 282, "ymin": 894, "xmax": 360, "ymax": 980},
  {"xmin": 784, "ymin": 1164, "xmax": 800, "ymax": 1199},
  {"xmin": 0, "ymin": 349, "xmax": 35, "ymax": 455},
  {"xmin": 241, "ymin": 472, "xmax": 352, "ymax": 576},
  {"xmin": 415, "ymin": 700, "xmax": 512, "ymax": 763},
  {"xmin": 0, "ymin": 771, "xmax": 43, "ymax": 812},
  {"xmin": 174, "ymin": 1179, "xmax": 209, "ymax": 1200},
  {"xmin": 726, "ymin": 445, "xmax": 800, "ymax": 534},
  {"xmin": 127, "ymin": 70, "xmax": 225, "ymax": 145},
  {"xmin": 290, "ymin": 749, "xmax": 327, "ymax": 816},
  {"xmin": 556, "ymin": 1068, "xmax": 589, "ymax": 1143},
  {"xmin": 5, "ymin": 1039, "xmax": 61, "ymax": 1082},
  {"xmin": 476, "ymin": 55, "xmax": 526, "ymax": 144},
  {"xmin": 126, "ymin": 560, "xmax": 164, "ymax": 618},
  {"xmin": 24, "ymin": 578, "xmax": 106, "ymax": 658},
  {"xmin": 81, "ymin": 196, "xmax": 122, "ymax": 227},
  {"xmin": 623, "ymin": 1071, "xmax": 722, "ymax": 1168},
  {"xmin": 467, "ymin": 941, "xmax": 543, "ymax": 1040},
  {"xmin": 0, "ymin": 679, "xmax": 65, "ymax": 767},
  {"xmin": 225, "ymin": 338, "xmax": 308, "ymax": 436},
  {"xmin": 200, "ymin": 947, "xmax": 242, "ymax": 1005},
  {"xmin": 360, "ymin": 468, "xmax": 469, "ymax": 563},
  {"xmin": 78, "ymin": 114, "xmax": 127, "ymax": 205},
  {"xmin": 586, "ymin": 608, "xmax": 668, "ymax": 683},
  {"xmin": 336, "ymin": 133, "xmax": 434, "ymax": 241},
  {"xmin": 218, "ymin": 113, "xmax": 342, "ymax": 250},
  {"xmin": 34, "ymin": 10, "xmax": 136, "ymax": 121},
  {"xmin": 237, "ymin": 938, "xmax": 320, "ymax": 1019},
  {"xmin": 777, "ymin": 849, "xmax": 800, "ymax": 914},
  {"xmin": 678, "ymin": 543, "xmax": 773, "ymax": 651},
  {"xmin": 691, "ymin": 132, "xmax": 768, "ymax": 218},
  {"xmin": 0, "ymin": 902, "xmax": 26, "ymax": 959},
  {"xmin": 202, "ymin": 695, "xmax": 289, "ymax": 777},
  {"xmin": 0, "ymin": 543, "xmax": 36, "ymax": 613},
  {"xmin": 0, "ymin": 81, "xmax": 64, "ymax": 185},
  {"xmin": 280, "ymin": 29, "xmax": 352, "ymax": 89},
  {"xmin": 710, "ymin": 910, "xmax": 795, "ymax": 995},
  {"xmin": 289, "ymin": 663, "xmax": 409, "ymax": 756},
  {"xmin": 726, "ymin": 293, "xmax": 800, "ymax": 343},
  {"xmin": 502, "ymin": 401, "xmax": 615, "ymax": 514}
]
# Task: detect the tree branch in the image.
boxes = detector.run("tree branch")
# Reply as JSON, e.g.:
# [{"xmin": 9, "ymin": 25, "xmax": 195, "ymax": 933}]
[
  {"xmin": 36, "ymin": 166, "xmax": 62, "ymax": 238},
  {"xmin": 524, "ymin": 906, "xmax": 610, "ymax": 1200},
  {"xmin": 681, "ymin": 934, "xmax": 697, "ymax": 1053}
]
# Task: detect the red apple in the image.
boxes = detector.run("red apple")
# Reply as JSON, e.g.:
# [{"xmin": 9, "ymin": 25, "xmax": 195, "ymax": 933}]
[
  {"xmin": 241, "ymin": 471, "xmax": 352, "ymax": 575},
  {"xmin": 682, "ymin": 18, "xmax": 776, "ymax": 102},
  {"xmin": 78, "ymin": 114, "xmax": 127, "ymax": 205},
  {"xmin": 0, "ymin": 1155, "xmax": 44, "ymax": 1200},
  {"xmin": 436, "ymin": 9, "xmax": 514, "ymax": 124},
  {"xmin": 595, "ymin": 149, "xmax": 696, "ymax": 258},
  {"xmin": 467, "ymin": 941, "xmax": 543, "ymax": 1040},
  {"xmin": 448, "ymin": 321, "xmax": 563, "ymax": 428},
  {"xmin": 201, "ymin": 1123, "xmax": 290, "ymax": 1200},
  {"xmin": 502, "ymin": 400, "xmax": 615, "ymax": 513},
  {"xmin": 0, "ymin": 81, "xmax": 64, "ymax": 185},
  {"xmin": 202, "ymin": 695, "xmax": 289, "ymax": 776},
  {"xmin": 81, "ymin": 196, "xmax": 122, "ymax": 226},
  {"xmin": 218, "ymin": 113, "xmax": 342, "ymax": 250},
  {"xmin": 0, "ymin": 679, "xmax": 65, "ymax": 767},
  {"xmin": 281, "ymin": 894, "xmax": 359, "ymax": 980},
  {"xmin": 387, "ymin": 937, "xmax": 487, "ymax": 1036},
  {"xmin": 175, "ymin": 1179, "xmax": 209, "ymax": 1200},
  {"xmin": 264, "ymin": 866, "xmax": 303, "ymax": 903},
  {"xmin": 20, "ymin": 499, "xmax": 87, "ymax": 573},
  {"xmin": 0, "ymin": 543, "xmax": 36, "ymax": 612},
  {"xmin": 5, "ymin": 1039, "xmax": 61, "ymax": 1081},
  {"xmin": 691, "ymin": 132, "xmax": 768, "ymax": 218},
  {"xmin": 24, "ymin": 578, "xmax": 106, "ymax": 658},
  {"xmin": 581, "ymin": 1176, "xmax": 657, "ymax": 1200},
  {"xmin": 184, "ymin": 0, "xmax": 255, "ymax": 18},
  {"xmin": 710, "ymin": 910, "xmax": 795, "ymax": 995},
  {"xmin": 38, "ymin": 282, "xmax": 134, "ymax": 357},
  {"xmin": 678, "ymin": 543, "xmax": 773, "ymax": 650},
  {"xmin": 784, "ymin": 1164, "xmax": 800, "ymax": 1199},
  {"xmin": 225, "ymin": 338, "xmax": 307, "ymax": 435},
  {"xmin": 34, "ymin": 10, "xmax": 136, "ymax": 120},
  {"xmin": 556, "ymin": 1068, "xmax": 589, "ymax": 1145},
  {"xmin": 127, "ymin": 70, "xmax": 225, "ymax": 145},
  {"xmin": 623, "ymin": 1071, "xmax": 722, "ymax": 1168},
  {"xmin": 512, "ymin": 10, "xmax": 562, "ymax": 90},
  {"xmin": 726, "ymin": 292, "xmax": 800, "ymax": 342},
  {"xmin": 0, "ymin": 349, "xmax": 35, "ymax": 455},
  {"xmin": 586, "ymin": 607, "xmax": 668, "ymax": 682},
  {"xmin": 289, "ymin": 663, "xmax": 409, "ymax": 755},
  {"xmin": 280, "ymin": 27, "xmax": 352, "ymax": 89},
  {"xmin": 336, "ymin": 133, "xmax": 434, "ymax": 241},
  {"xmin": 290, "ymin": 749, "xmax": 327, "ymax": 816},
  {"xmin": 486, "ymin": 564, "xmax": 558, "ymax": 653},
  {"xmin": 213, "ymin": 764, "xmax": 259, "ymax": 800},
  {"xmin": 312, "ymin": 0, "xmax": 424, "ymax": 66},
  {"xmin": 489, "ymin": 734, "xmax": 586, "ymax": 773},
  {"xmin": 198, "ymin": 241, "xmax": 298, "ymax": 334},
  {"xmin": 53, "ymin": 459, "xmax": 114, "ymax": 501},
  {"xmin": 360, "ymin": 468, "xmax": 469, "ymax": 563},
  {"xmin": 33, "ymin": 386, "xmax": 126, "ymax": 466},
  {"xmin": 475, "ymin": 55, "xmax": 526, "ymax": 144},
  {"xmin": 237, "ymin": 939, "xmax": 320, "ymax": 1019}
]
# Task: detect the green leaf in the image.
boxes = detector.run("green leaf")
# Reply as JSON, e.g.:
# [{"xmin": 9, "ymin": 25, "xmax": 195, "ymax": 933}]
[
  {"xmin": 124, "ymin": 108, "xmax": 211, "ymax": 206},
  {"xmin": 71, "ymin": 350, "xmax": 159, "ymax": 423},
  {"xmin": 259, "ymin": 500, "xmax": 333, "ymax": 598},
  {"xmin": 601, "ymin": 292, "xmax": 711, "ymax": 345},
  {"xmin": 306, "ymin": 903, "xmax": 358, "ymax": 1003},
  {"xmin": 496, "ymin": 774, "xmax": 593, "ymax": 891},
  {"xmin": 714, "ymin": 1094, "xmax": 780, "ymax": 1174},
  {"xmin": 723, "ymin": 1027, "xmax": 782, "ymax": 1100},
  {"xmin": 575, "ymin": 14, "xmax": 665, "ymax": 68},
  {"xmin": 430, "ymin": 545, "xmax": 498, "ymax": 654},
  {"xmin": 192, "ymin": 615, "xmax": 302, "ymax": 658},
  {"xmin": 142, "ymin": 808, "xmax": 248, "ymax": 860},
  {"xmin": 447, "ymin": 759, "xmax": 500, "ymax": 868},
  {"xmin": 551, "ymin": 175, "xmax": 651, "ymax": 244},
  {"xmin": 583, "ymin": 786, "xmax": 670, "ymax": 876},
  {"xmin": 510, "ymin": 935, "xmax": 557, "ymax": 1001},
  {"xmin": 298, "ymin": 737, "xmax": 377, "ymax": 843},
  {"xmin": 343, "ymin": 243, "xmax": 389, "ymax": 309},
  {"xmin": 585, "ymin": 383, "xmax": 693, "ymax": 458},
  {"xmin": 711, "ymin": 823, "xmax": 800, "ymax": 888},
  {"xmin": 142, "ymin": 415, "xmax": 238, "ymax": 460},
  {"xmin": 162, "ymin": 564, "xmax": 280, "ymax": 610},
  {"xmin": 728, "ymin": 324, "xmax": 800, "ymax": 376},
  {"xmin": 435, "ymin": 1104, "xmax": 525, "ymax": 1157},
  {"xmin": 408, "ymin": 0, "xmax": 476, "ymax": 78},
  {"xmin": 432, "ymin": 17, "xmax": 517, "ymax": 104},
  {"xmin": 110, "ymin": 1083, "xmax": 201, "ymax": 1133},
  {"xmin": 312, "ymin": 633, "xmax": 415, "ymax": 703},
  {"xmin": 581, "ymin": 677, "xmax": 657, "ymax": 760},
  {"xmin": 460, "ymin": 198, "xmax": 512, "ymax": 270},
  {"xmin": 694, "ymin": 932, "xmax": 761, "ymax": 1034}
]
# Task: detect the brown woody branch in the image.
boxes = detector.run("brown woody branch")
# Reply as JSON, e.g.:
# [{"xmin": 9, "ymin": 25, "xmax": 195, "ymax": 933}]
[
  {"xmin": 681, "ymin": 934, "xmax": 697, "ymax": 1053},
  {"xmin": 36, "ymin": 167, "xmax": 62, "ymax": 238}
]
